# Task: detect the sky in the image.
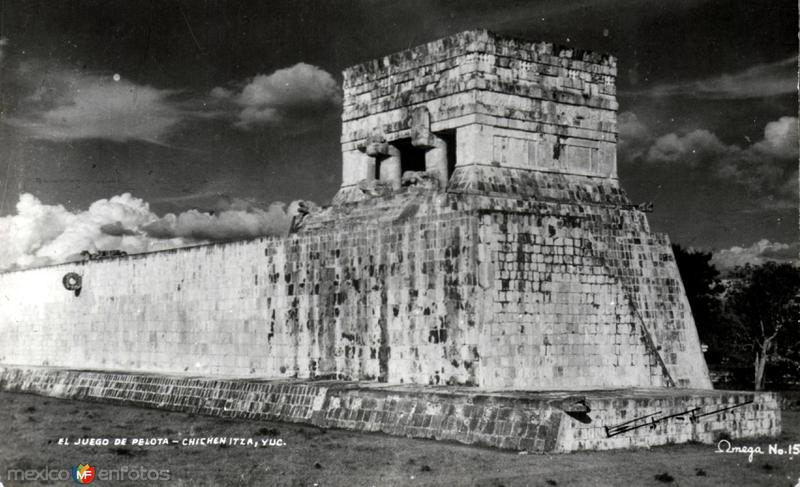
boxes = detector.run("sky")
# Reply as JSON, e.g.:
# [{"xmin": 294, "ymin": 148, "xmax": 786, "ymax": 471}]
[{"xmin": 0, "ymin": 0, "xmax": 797, "ymax": 272}]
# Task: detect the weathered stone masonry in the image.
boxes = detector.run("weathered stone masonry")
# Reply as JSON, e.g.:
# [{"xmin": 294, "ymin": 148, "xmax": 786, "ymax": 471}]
[
  {"xmin": 0, "ymin": 366, "xmax": 780, "ymax": 452},
  {"xmin": 0, "ymin": 202, "xmax": 482, "ymax": 386},
  {"xmin": 0, "ymin": 30, "xmax": 710, "ymax": 390},
  {"xmin": 0, "ymin": 190, "xmax": 708, "ymax": 390},
  {"xmin": 0, "ymin": 29, "xmax": 778, "ymax": 451}
]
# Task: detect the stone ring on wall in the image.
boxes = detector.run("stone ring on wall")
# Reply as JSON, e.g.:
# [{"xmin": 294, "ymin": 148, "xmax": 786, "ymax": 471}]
[{"xmin": 62, "ymin": 272, "xmax": 82, "ymax": 292}]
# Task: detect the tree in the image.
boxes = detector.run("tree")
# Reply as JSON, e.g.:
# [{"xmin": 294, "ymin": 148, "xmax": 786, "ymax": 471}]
[
  {"xmin": 671, "ymin": 244, "xmax": 725, "ymax": 363},
  {"xmin": 724, "ymin": 262, "xmax": 800, "ymax": 390}
]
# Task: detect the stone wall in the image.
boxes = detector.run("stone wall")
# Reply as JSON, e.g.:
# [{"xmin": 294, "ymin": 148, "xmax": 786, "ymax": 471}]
[
  {"xmin": 0, "ymin": 188, "xmax": 710, "ymax": 390},
  {"xmin": 476, "ymin": 201, "xmax": 711, "ymax": 389},
  {"xmin": 0, "ymin": 29, "xmax": 712, "ymax": 392},
  {"xmin": 341, "ymin": 29, "xmax": 616, "ymax": 146},
  {"xmin": 336, "ymin": 29, "xmax": 619, "ymax": 201},
  {"xmin": 0, "ymin": 366, "xmax": 779, "ymax": 452},
  {"xmin": 0, "ymin": 203, "xmax": 483, "ymax": 387}
]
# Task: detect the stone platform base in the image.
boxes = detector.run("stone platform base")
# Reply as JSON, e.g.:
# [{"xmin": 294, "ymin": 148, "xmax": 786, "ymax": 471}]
[{"xmin": 0, "ymin": 366, "xmax": 780, "ymax": 452}]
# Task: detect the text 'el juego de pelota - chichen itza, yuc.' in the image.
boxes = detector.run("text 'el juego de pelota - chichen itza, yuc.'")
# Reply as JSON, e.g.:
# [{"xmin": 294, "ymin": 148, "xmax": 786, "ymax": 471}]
[{"xmin": 0, "ymin": 30, "xmax": 781, "ymax": 452}]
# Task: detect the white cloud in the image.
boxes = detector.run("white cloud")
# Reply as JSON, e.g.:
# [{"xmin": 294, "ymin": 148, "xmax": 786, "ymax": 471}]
[
  {"xmin": 751, "ymin": 116, "xmax": 799, "ymax": 159},
  {"xmin": 4, "ymin": 59, "xmax": 341, "ymax": 140},
  {"xmin": 0, "ymin": 193, "xmax": 165, "ymax": 270},
  {"xmin": 712, "ymin": 239, "xmax": 799, "ymax": 272},
  {"xmin": 619, "ymin": 114, "xmax": 799, "ymax": 207},
  {"xmin": 617, "ymin": 111, "xmax": 650, "ymax": 142},
  {"xmin": 212, "ymin": 63, "xmax": 342, "ymax": 129},
  {"xmin": 624, "ymin": 56, "xmax": 797, "ymax": 99},
  {"xmin": 7, "ymin": 70, "xmax": 182, "ymax": 143},
  {"xmin": 645, "ymin": 129, "xmax": 732, "ymax": 167},
  {"xmin": 0, "ymin": 192, "xmax": 305, "ymax": 272},
  {"xmin": 142, "ymin": 202, "xmax": 293, "ymax": 241},
  {"xmin": 617, "ymin": 111, "xmax": 652, "ymax": 160}
]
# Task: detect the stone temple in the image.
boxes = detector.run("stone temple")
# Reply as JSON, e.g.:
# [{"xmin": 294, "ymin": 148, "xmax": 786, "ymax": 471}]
[{"xmin": 0, "ymin": 30, "xmax": 779, "ymax": 451}]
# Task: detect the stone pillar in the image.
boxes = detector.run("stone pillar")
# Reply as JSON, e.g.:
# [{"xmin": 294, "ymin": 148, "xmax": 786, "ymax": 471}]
[
  {"xmin": 425, "ymin": 135, "xmax": 448, "ymax": 189},
  {"xmin": 365, "ymin": 156, "xmax": 376, "ymax": 182},
  {"xmin": 342, "ymin": 149, "xmax": 375, "ymax": 186},
  {"xmin": 379, "ymin": 145, "xmax": 401, "ymax": 190}
]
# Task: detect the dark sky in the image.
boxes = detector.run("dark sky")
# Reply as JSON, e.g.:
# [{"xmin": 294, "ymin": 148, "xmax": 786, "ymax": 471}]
[{"xmin": 0, "ymin": 0, "xmax": 797, "ymax": 270}]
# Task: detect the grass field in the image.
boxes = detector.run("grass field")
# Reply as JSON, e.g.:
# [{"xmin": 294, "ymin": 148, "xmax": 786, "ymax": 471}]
[{"xmin": 0, "ymin": 390, "xmax": 798, "ymax": 486}]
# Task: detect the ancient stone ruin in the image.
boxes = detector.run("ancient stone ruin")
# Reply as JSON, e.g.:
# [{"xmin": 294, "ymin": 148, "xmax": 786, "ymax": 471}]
[{"xmin": 0, "ymin": 30, "xmax": 779, "ymax": 451}]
